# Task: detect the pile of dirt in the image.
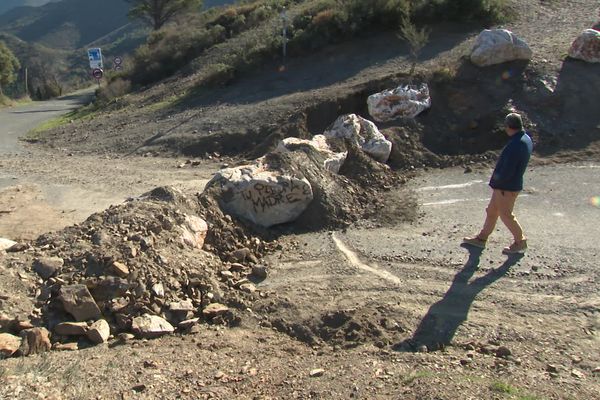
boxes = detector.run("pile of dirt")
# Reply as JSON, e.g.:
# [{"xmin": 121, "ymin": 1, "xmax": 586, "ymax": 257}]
[
  {"xmin": 263, "ymin": 304, "xmax": 409, "ymax": 349},
  {"xmin": 2, "ymin": 186, "xmax": 277, "ymax": 346},
  {"xmin": 1, "ymin": 135, "xmax": 411, "ymax": 350}
]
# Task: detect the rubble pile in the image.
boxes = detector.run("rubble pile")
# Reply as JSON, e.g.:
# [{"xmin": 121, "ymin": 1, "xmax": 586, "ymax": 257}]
[
  {"xmin": 1, "ymin": 186, "xmax": 274, "ymax": 355},
  {"xmin": 1, "ymin": 106, "xmax": 410, "ymax": 355}
]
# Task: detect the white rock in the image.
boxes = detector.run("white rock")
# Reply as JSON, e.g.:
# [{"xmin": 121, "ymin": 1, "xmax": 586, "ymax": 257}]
[
  {"xmin": 86, "ymin": 319, "xmax": 110, "ymax": 344},
  {"xmin": 470, "ymin": 29, "xmax": 532, "ymax": 67},
  {"xmin": 324, "ymin": 114, "xmax": 392, "ymax": 162},
  {"xmin": 180, "ymin": 214, "xmax": 209, "ymax": 249},
  {"xmin": 151, "ymin": 283, "xmax": 165, "ymax": 297},
  {"xmin": 569, "ymin": 29, "xmax": 600, "ymax": 63},
  {"xmin": 208, "ymin": 161, "xmax": 314, "ymax": 227},
  {"xmin": 367, "ymin": 84, "xmax": 431, "ymax": 122},
  {"xmin": 275, "ymin": 135, "xmax": 347, "ymax": 174},
  {"xmin": 0, "ymin": 238, "xmax": 17, "ymax": 251},
  {"xmin": 131, "ymin": 314, "xmax": 174, "ymax": 338}
]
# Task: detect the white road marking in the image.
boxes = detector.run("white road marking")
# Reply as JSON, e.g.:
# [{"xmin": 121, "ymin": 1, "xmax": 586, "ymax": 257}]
[
  {"xmin": 422, "ymin": 198, "xmax": 488, "ymax": 206},
  {"xmin": 422, "ymin": 194, "xmax": 530, "ymax": 207},
  {"xmin": 332, "ymin": 233, "xmax": 403, "ymax": 285},
  {"xmin": 417, "ymin": 180, "xmax": 484, "ymax": 191}
]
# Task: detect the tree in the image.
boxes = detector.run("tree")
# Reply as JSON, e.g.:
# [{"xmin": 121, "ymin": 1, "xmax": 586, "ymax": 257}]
[
  {"xmin": 398, "ymin": 17, "xmax": 430, "ymax": 77},
  {"xmin": 0, "ymin": 41, "xmax": 20, "ymax": 96},
  {"xmin": 127, "ymin": 0, "xmax": 203, "ymax": 30}
]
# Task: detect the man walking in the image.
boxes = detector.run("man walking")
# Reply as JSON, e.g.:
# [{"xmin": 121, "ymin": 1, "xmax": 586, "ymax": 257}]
[{"xmin": 463, "ymin": 113, "xmax": 533, "ymax": 254}]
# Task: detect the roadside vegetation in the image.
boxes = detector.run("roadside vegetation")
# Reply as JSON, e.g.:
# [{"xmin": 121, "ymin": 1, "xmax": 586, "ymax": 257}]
[
  {"xmin": 23, "ymin": 103, "xmax": 99, "ymax": 142},
  {"xmin": 98, "ymin": 0, "xmax": 511, "ymax": 102}
]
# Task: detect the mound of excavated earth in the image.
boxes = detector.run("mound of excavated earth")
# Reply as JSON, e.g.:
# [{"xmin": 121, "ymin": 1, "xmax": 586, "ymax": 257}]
[{"xmin": 0, "ymin": 137, "xmax": 406, "ymax": 354}]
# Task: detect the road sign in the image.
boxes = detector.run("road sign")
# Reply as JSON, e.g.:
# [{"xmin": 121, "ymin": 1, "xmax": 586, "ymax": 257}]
[
  {"xmin": 113, "ymin": 56, "xmax": 123, "ymax": 71},
  {"xmin": 87, "ymin": 48, "xmax": 103, "ymax": 69},
  {"xmin": 92, "ymin": 68, "xmax": 103, "ymax": 80}
]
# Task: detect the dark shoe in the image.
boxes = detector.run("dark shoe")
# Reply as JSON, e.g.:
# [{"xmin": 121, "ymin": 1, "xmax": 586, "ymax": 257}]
[
  {"xmin": 502, "ymin": 240, "xmax": 527, "ymax": 254},
  {"xmin": 462, "ymin": 236, "xmax": 487, "ymax": 249}
]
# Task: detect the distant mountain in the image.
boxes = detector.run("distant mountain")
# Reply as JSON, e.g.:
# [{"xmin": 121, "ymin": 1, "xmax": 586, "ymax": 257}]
[
  {"xmin": 0, "ymin": 0, "xmax": 57, "ymax": 17},
  {"xmin": 0, "ymin": 0, "xmax": 130, "ymax": 50}
]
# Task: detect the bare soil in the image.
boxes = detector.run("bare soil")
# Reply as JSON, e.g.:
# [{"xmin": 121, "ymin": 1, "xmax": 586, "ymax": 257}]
[{"xmin": 1, "ymin": 1, "xmax": 600, "ymax": 399}]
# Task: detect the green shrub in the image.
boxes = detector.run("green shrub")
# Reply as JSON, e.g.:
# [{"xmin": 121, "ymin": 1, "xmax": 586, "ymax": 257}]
[
  {"xmin": 197, "ymin": 63, "xmax": 235, "ymax": 87},
  {"xmin": 131, "ymin": 24, "xmax": 226, "ymax": 85},
  {"xmin": 96, "ymin": 78, "xmax": 132, "ymax": 104},
  {"xmin": 413, "ymin": 0, "xmax": 510, "ymax": 25}
]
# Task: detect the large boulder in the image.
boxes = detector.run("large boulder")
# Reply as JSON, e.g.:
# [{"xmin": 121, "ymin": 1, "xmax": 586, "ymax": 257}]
[
  {"xmin": 206, "ymin": 159, "xmax": 314, "ymax": 228},
  {"xmin": 324, "ymin": 114, "xmax": 392, "ymax": 163},
  {"xmin": 275, "ymin": 135, "xmax": 347, "ymax": 174},
  {"xmin": 367, "ymin": 84, "xmax": 431, "ymax": 122},
  {"xmin": 569, "ymin": 29, "xmax": 600, "ymax": 63},
  {"xmin": 470, "ymin": 29, "xmax": 532, "ymax": 67}
]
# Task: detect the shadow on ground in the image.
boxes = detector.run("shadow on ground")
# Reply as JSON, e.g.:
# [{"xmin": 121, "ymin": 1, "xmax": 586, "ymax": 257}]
[{"xmin": 395, "ymin": 245, "xmax": 523, "ymax": 352}]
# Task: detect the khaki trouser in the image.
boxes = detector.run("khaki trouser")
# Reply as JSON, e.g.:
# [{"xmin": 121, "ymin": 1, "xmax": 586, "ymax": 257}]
[{"xmin": 479, "ymin": 189, "xmax": 525, "ymax": 242}]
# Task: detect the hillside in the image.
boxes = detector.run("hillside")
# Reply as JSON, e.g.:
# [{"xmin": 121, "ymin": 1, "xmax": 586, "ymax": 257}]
[
  {"xmin": 0, "ymin": 0, "xmax": 130, "ymax": 50},
  {"xmin": 0, "ymin": 0, "xmax": 55, "ymax": 17},
  {"xmin": 1, "ymin": 2, "xmax": 600, "ymax": 400},
  {"xmin": 32, "ymin": 0, "xmax": 599, "ymax": 162}
]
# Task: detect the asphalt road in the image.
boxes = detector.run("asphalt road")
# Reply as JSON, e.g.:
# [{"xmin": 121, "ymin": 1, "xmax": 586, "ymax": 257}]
[
  {"xmin": 340, "ymin": 162, "xmax": 600, "ymax": 277},
  {"xmin": 0, "ymin": 89, "xmax": 94, "ymax": 154}
]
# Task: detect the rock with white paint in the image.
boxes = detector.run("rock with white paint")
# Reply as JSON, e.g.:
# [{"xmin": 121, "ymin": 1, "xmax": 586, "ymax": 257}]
[
  {"xmin": 569, "ymin": 29, "xmax": 600, "ymax": 63},
  {"xmin": 59, "ymin": 285, "xmax": 102, "ymax": 322},
  {"xmin": 470, "ymin": 29, "xmax": 532, "ymax": 67},
  {"xmin": 131, "ymin": 314, "xmax": 174, "ymax": 338},
  {"xmin": 367, "ymin": 84, "xmax": 431, "ymax": 123},
  {"xmin": 0, "ymin": 333, "xmax": 22, "ymax": 357},
  {"xmin": 275, "ymin": 135, "xmax": 347, "ymax": 174},
  {"xmin": 324, "ymin": 114, "xmax": 392, "ymax": 163},
  {"xmin": 180, "ymin": 214, "xmax": 209, "ymax": 249},
  {"xmin": 207, "ymin": 160, "xmax": 314, "ymax": 228}
]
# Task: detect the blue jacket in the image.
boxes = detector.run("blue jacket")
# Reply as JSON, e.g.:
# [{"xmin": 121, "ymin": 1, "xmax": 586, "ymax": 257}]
[{"xmin": 489, "ymin": 131, "xmax": 533, "ymax": 191}]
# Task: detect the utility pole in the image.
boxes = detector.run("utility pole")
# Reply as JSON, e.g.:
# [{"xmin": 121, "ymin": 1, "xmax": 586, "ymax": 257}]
[
  {"xmin": 280, "ymin": 8, "xmax": 289, "ymax": 69},
  {"xmin": 24, "ymin": 67, "xmax": 28, "ymax": 97}
]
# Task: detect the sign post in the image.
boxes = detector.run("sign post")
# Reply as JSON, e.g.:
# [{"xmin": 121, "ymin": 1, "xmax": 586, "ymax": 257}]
[
  {"xmin": 88, "ymin": 48, "xmax": 104, "ymax": 87},
  {"xmin": 92, "ymin": 68, "xmax": 103, "ymax": 87},
  {"xmin": 87, "ymin": 48, "xmax": 103, "ymax": 69},
  {"xmin": 113, "ymin": 56, "xmax": 123, "ymax": 71}
]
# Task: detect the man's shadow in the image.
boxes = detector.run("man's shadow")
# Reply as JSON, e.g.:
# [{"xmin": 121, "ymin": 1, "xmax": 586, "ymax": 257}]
[{"xmin": 395, "ymin": 245, "xmax": 523, "ymax": 352}]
